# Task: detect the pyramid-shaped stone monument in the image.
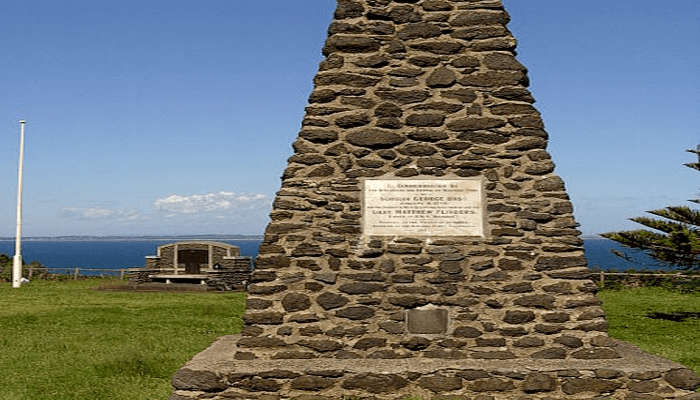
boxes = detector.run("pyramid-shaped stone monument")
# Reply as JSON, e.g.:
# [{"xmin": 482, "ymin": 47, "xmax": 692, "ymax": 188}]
[{"xmin": 171, "ymin": 1, "xmax": 700, "ymax": 398}]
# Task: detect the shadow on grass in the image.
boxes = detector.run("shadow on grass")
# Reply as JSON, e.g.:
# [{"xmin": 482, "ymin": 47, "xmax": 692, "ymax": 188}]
[
  {"xmin": 646, "ymin": 311, "xmax": 700, "ymax": 322},
  {"xmin": 93, "ymin": 353, "xmax": 173, "ymax": 379}
]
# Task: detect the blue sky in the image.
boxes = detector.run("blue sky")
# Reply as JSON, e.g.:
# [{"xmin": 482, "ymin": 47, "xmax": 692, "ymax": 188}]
[{"xmin": 1, "ymin": 1, "xmax": 698, "ymax": 237}]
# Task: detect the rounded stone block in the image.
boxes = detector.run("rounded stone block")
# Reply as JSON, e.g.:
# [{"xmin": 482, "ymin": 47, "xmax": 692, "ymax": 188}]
[
  {"xmin": 282, "ymin": 293, "xmax": 312, "ymax": 312},
  {"xmin": 341, "ymin": 373, "xmax": 409, "ymax": 394}
]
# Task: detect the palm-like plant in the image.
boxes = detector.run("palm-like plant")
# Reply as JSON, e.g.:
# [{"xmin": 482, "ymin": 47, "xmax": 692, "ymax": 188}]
[{"xmin": 601, "ymin": 147, "xmax": 700, "ymax": 271}]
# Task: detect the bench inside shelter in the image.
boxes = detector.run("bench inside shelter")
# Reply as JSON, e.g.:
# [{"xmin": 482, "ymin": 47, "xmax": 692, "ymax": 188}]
[{"xmin": 128, "ymin": 241, "xmax": 252, "ymax": 290}]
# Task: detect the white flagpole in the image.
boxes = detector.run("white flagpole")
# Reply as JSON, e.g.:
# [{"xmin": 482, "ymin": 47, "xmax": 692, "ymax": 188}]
[{"xmin": 12, "ymin": 120, "xmax": 26, "ymax": 288}]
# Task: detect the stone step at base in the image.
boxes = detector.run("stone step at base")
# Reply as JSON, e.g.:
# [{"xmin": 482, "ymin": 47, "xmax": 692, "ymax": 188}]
[{"xmin": 170, "ymin": 336, "xmax": 699, "ymax": 400}]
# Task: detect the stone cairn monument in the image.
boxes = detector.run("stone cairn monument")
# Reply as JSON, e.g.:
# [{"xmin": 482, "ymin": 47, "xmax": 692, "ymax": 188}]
[{"xmin": 171, "ymin": 1, "xmax": 700, "ymax": 398}]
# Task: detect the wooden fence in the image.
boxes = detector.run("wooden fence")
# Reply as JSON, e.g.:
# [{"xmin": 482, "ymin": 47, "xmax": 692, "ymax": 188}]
[
  {"xmin": 23, "ymin": 268, "xmax": 698, "ymax": 284},
  {"xmin": 593, "ymin": 271, "xmax": 697, "ymax": 286},
  {"xmin": 26, "ymin": 267, "xmax": 139, "ymax": 280}
]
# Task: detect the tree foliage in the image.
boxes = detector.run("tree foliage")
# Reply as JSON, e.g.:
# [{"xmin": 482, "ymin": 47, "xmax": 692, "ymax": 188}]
[
  {"xmin": 601, "ymin": 147, "xmax": 700, "ymax": 271},
  {"xmin": 0, "ymin": 253, "xmax": 49, "ymax": 281}
]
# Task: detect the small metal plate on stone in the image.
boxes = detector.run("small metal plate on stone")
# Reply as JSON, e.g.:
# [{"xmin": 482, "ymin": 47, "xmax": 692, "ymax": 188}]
[
  {"xmin": 363, "ymin": 178, "xmax": 486, "ymax": 237},
  {"xmin": 407, "ymin": 308, "xmax": 448, "ymax": 334}
]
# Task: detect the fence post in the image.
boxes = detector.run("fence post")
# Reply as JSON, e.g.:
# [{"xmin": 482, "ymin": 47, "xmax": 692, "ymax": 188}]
[
  {"xmin": 120, "ymin": 269, "xmax": 125, "ymax": 280},
  {"xmin": 600, "ymin": 271, "xmax": 604, "ymax": 286},
  {"xmin": 74, "ymin": 267, "xmax": 79, "ymax": 280},
  {"xmin": 28, "ymin": 268, "xmax": 33, "ymax": 279}
]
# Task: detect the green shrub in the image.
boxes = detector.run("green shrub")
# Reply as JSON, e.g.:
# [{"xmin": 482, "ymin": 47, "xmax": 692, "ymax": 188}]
[{"xmin": 0, "ymin": 253, "xmax": 51, "ymax": 282}]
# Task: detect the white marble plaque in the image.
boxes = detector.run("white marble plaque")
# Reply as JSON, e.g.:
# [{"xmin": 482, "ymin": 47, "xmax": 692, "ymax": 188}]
[{"xmin": 362, "ymin": 178, "xmax": 486, "ymax": 237}]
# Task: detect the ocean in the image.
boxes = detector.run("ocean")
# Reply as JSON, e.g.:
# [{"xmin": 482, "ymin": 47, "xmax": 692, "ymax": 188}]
[
  {"xmin": 0, "ymin": 239, "xmax": 261, "ymax": 276},
  {"xmin": 0, "ymin": 237, "xmax": 672, "ymax": 274}
]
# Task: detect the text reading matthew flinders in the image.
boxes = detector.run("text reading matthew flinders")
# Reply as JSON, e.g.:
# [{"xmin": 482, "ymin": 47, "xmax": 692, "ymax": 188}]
[{"xmin": 363, "ymin": 179, "xmax": 485, "ymax": 237}]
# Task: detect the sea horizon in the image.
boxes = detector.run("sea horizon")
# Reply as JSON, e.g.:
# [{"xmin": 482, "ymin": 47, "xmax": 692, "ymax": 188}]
[
  {"xmin": 0, "ymin": 233, "xmax": 607, "ymax": 241},
  {"xmin": 0, "ymin": 235, "xmax": 675, "ymax": 273},
  {"xmin": 0, "ymin": 234, "xmax": 264, "ymax": 242}
]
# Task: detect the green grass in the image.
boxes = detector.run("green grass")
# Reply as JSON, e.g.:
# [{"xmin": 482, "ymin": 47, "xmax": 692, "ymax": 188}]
[
  {"xmin": 1, "ymin": 281, "xmax": 697, "ymax": 400},
  {"xmin": 599, "ymin": 286, "xmax": 700, "ymax": 374},
  {"xmin": 0, "ymin": 279, "xmax": 245, "ymax": 400}
]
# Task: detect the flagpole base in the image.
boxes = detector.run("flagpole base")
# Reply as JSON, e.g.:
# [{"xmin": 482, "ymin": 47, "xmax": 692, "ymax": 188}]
[{"xmin": 12, "ymin": 255, "xmax": 22, "ymax": 288}]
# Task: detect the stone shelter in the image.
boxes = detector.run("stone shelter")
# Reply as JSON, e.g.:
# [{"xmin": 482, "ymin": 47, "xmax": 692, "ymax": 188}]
[
  {"xmin": 170, "ymin": 1, "xmax": 700, "ymax": 399},
  {"xmin": 129, "ymin": 241, "xmax": 252, "ymax": 290}
]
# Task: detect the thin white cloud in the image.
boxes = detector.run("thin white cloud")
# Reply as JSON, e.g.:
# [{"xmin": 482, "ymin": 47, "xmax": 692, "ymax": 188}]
[
  {"xmin": 61, "ymin": 207, "xmax": 142, "ymax": 221},
  {"xmin": 153, "ymin": 191, "xmax": 268, "ymax": 215}
]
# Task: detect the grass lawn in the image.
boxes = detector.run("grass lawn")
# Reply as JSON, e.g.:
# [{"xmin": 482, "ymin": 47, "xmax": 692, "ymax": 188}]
[
  {"xmin": 599, "ymin": 286, "xmax": 700, "ymax": 374},
  {"xmin": 0, "ymin": 279, "xmax": 245, "ymax": 400},
  {"xmin": 1, "ymin": 280, "xmax": 697, "ymax": 400}
]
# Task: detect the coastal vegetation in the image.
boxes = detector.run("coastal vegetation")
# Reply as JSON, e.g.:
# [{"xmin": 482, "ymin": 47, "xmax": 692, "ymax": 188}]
[
  {"xmin": 602, "ymin": 148, "xmax": 700, "ymax": 271},
  {"xmin": 0, "ymin": 279, "xmax": 697, "ymax": 399},
  {"xmin": 0, "ymin": 253, "xmax": 48, "ymax": 281}
]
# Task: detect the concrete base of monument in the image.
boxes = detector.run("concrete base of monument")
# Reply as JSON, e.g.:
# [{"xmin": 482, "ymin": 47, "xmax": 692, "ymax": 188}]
[{"xmin": 170, "ymin": 335, "xmax": 699, "ymax": 400}]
